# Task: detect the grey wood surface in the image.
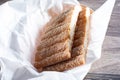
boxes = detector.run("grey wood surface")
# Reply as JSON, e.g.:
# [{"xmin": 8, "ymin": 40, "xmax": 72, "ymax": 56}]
[
  {"xmin": 0, "ymin": 0, "xmax": 120, "ymax": 79},
  {"xmin": 85, "ymin": 73, "xmax": 120, "ymax": 80},
  {"xmin": 0, "ymin": 0, "xmax": 8, "ymax": 5}
]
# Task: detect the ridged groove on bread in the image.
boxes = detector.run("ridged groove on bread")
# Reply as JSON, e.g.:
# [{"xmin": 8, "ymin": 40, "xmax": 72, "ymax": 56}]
[
  {"xmin": 72, "ymin": 37, "xmax": 84, "ymax": 47},
  {"xmin": 45, "ymin": 9, "xmax": 74, "ymax": 32},
  {"xmin": 43, "ymin": 54, "xmax": 85, "ymax": 71},
  {"xmin": 34, "ymin": 48, "xmax": 71, "ymax": 68},
  {"xmin": 72, "ymin": 45, "xmax": 85, "ymax": 57},
  {"xmin": 37, "ymin": 30, "xmax": 70, "ymax": 50},
  {"xmin": 74, "ymin": 31, "xmax": 85, "ymax": 40},
  {"xmin": 36, "ymin": 40, "xmax": 69, "ymax": 60},
  {"xmin": 41, "ymin": 23, "xmax": 70, "ymax": 40}
]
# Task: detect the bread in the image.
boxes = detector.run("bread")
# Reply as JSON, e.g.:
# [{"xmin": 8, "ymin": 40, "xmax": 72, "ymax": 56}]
[
  {"xmin": 43, "ymin": 5, "xmax": 93, "ymax": 71},
  {"xmin": 43, "ymin": 54, "xmax": 85, "ymax": 71},
  {"xmin": 34, "ymin": 5, "xmax": 81, "ymax": 69}
]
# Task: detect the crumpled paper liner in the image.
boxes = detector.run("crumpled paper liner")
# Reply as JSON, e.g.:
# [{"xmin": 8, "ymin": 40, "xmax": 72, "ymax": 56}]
[{"xmin": 0, "ymin": 0, "xmax": 115, "ymax": 80}]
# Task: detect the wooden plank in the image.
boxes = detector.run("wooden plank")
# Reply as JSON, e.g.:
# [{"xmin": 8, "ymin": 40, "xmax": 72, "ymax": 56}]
[
  {"xmin": 0, "ymin": 0, "xmax": 9, "ymax": 5},
  {"xmin": 84, "ymin": 73, "xmax": 120, "ymax": 80}
]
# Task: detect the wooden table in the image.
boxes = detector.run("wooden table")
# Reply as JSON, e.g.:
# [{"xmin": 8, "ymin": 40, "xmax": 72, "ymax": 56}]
[{"xmin": 1, "ymin": 0, "xmax": 120, "ymax": 79}]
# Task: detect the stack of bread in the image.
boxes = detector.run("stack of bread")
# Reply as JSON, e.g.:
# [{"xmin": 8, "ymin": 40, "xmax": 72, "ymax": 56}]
[{"xmin": 34, "ymin": 4, "xmax": 93, "ymax": 72}]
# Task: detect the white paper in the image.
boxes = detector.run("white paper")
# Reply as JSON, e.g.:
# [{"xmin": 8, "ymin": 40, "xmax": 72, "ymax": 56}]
[{"xmin": 0, "ymin": 0, "xmax": 115, "ymax": 80}]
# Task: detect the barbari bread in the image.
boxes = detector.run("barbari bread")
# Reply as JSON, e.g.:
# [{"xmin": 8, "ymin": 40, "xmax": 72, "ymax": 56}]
[
  {"xmin": 34, "ymin": 5, "xmax": 81, "ymax": 70},
  {"xmin": 43, "ymin": 5, "xmax": 93, "ymax": 71}
]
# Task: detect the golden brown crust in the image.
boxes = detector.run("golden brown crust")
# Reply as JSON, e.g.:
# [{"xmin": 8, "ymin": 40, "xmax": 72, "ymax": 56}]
[
  {"xmin": 42, "ymin": 5, "xmax": 93, "ymax": 72},
  {"xmin": 43, "ymin": 54, "xmax": 85, "ymax": 71},
  {"xmin": 72, "ymin": 37, "xmax": 84, "ymax": 48},
  {"xmin": 36, "ymin": 40, "xmax": 68, "ymax": 60},
  {"xmin": 34, "ymin": 5, "xmax": 94, "ymax": 72},
  {"xmin": 35, "ymin": 48, "xmax": 71, "ymax": 68},
  {"xmin": 41, "ymin": 23, "xmax": 70, "ymax": 40},
  {"xmin": 37, "ymin": 30, "xmax": 70, "ymax": 50},
  {"xmin": 45, "ymin": 8, "xmax": 74, "ymax": 32},
  {"xmin": 72, "ymin": 45, "xmax": 85, "ymax": 57},
  {"xmin": 34, "ymin": 7, "xmax": 78, "ymax": 70},
  {"xmin": 71, "ymin": 5, "xmax": 87, "ymax": 57}
]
